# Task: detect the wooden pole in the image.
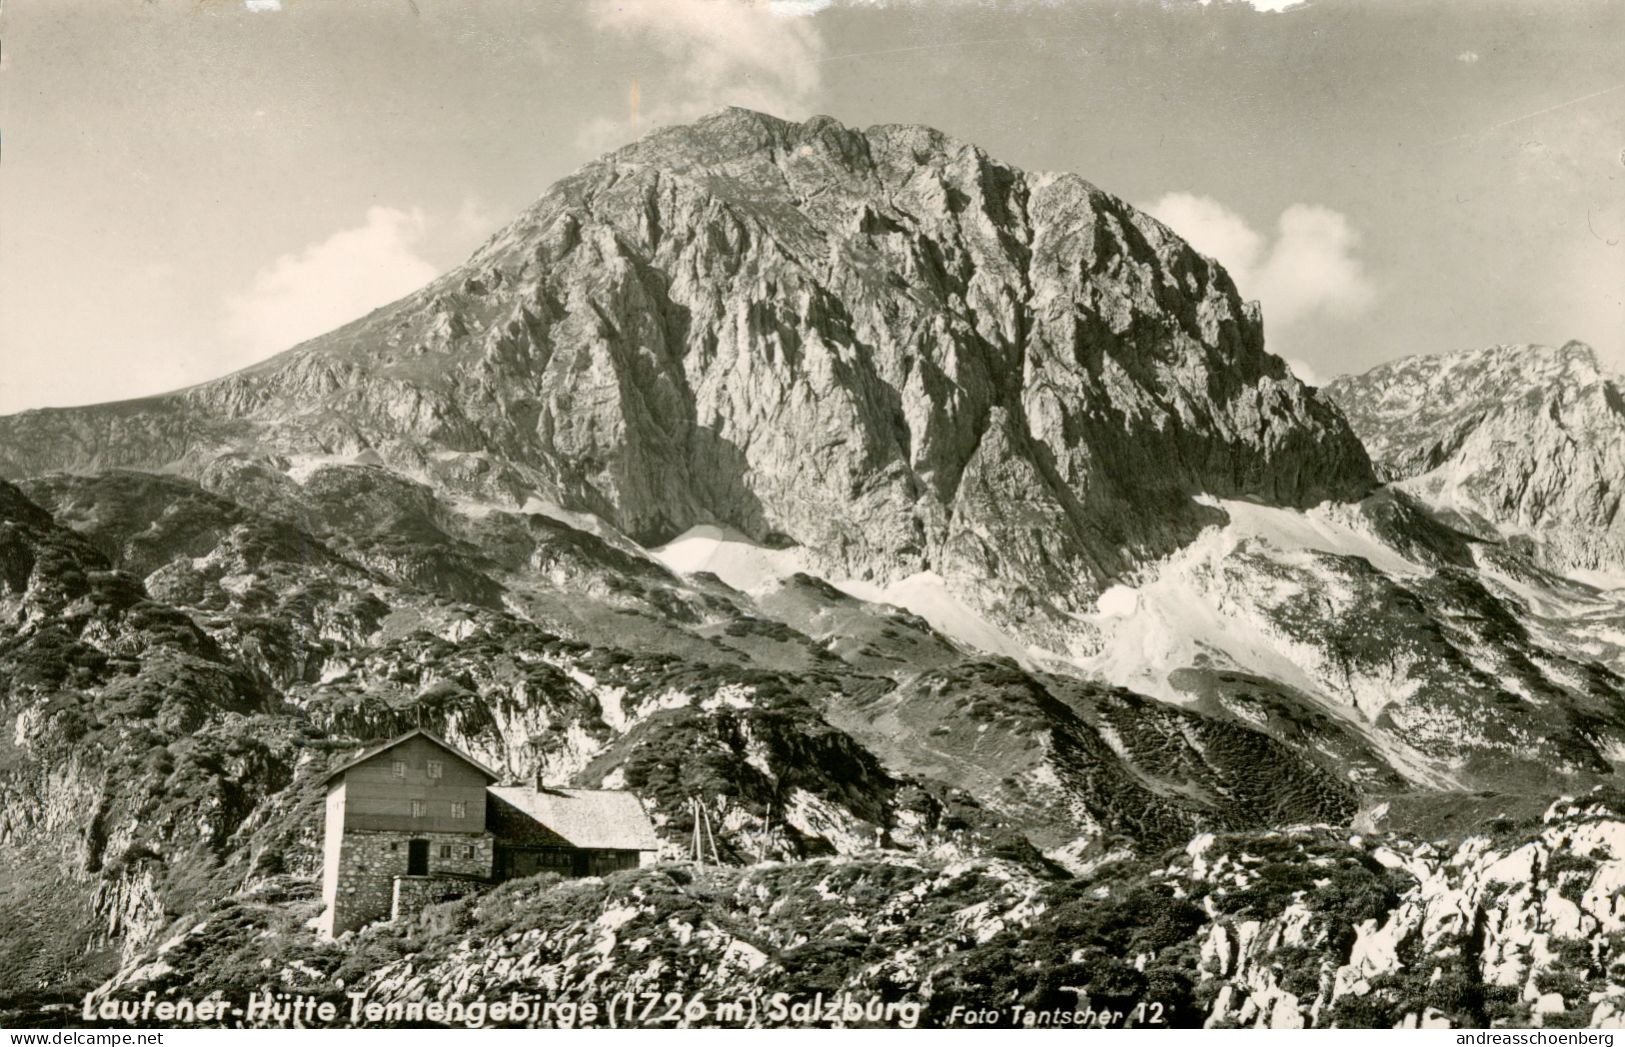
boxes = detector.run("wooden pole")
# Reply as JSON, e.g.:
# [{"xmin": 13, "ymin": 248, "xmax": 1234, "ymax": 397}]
[{"xmin": 690, "ymin": 796, "xmax": 703, "ymax": 864}]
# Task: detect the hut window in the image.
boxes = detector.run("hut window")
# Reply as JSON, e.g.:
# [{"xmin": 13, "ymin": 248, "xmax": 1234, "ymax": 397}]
[
  {"xmin": 463, "ymin": 846, "xmax": 475, "ymax": 859},
  {"xmin": 440, "ymin": 845, "xmax": 452, "ymax": 859},
  {"xmin": 392, "ymin": 760, "xmax": 406, "ymax": 778},
  {"xmin": 427, "ymin": 760, "xmax": 443, "ymax": 780},
  {"xmin": 411, "ymin": 800, "xmax": 425, "ymax": 818},
  {"xmin": 451, "ymin": 801, "xmax": 467, "ymax": 819}
]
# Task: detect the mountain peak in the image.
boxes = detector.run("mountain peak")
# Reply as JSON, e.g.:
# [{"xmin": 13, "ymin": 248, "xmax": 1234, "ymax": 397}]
[
  {"xmin": 0, "ymin": 111, "xmax": 1374, "ymax": 643},
  {"xmin": 1482, "ymin": 339, "xmax": 1600, "ymax": 376},
  {"xmin": 623, "ymin": 105, "xmax": 805, "ymax": 154},
  {"xmin": 601, "ymin": 108, "xmax": 967, "ymax": 202},
  {"xmin": 1559, "ymin": 338, "xmax": 1601, "ymax": 367},
  {"xmin": 1337, "ymin": 342, "xmax": 1610, "ymax": 405},
  {"xmin": 614, "ymin": 107, "xmax": 861, "ymax": 157}
]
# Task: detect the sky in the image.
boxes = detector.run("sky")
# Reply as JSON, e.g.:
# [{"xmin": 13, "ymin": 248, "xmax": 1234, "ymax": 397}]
[{"xmin": 0, "ymin": 0, "xmax": 1621, "ymax": 411}]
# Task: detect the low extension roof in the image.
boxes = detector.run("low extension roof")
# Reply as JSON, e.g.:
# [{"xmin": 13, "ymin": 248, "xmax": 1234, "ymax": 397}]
[
  {"xmin": 324, "ymin": 727, "xmax": 502, "ymax": 783},
  {"xmin": 488, "ymin": 786, "xmax": 660, "ymax": 852}
]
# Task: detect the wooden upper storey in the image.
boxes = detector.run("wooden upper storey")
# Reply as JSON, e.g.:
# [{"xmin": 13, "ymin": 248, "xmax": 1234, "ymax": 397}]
[{"xmin": 327, "ymin": 730, "xmax": 497, "ymax": 835}]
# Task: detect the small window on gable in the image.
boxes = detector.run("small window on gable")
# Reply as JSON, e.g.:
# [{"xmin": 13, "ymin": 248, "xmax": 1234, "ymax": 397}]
[
  {"xmin": 392, "ymin": 760, "xmax": 406, "ymax": 779},
  {"xmin": 451, "ymin": 801, "xmax": 467, "ymax": 819},
  {"xmin": 463, "ymin": 845, "xmax": 475, "ymax": 859},
  {"xmin": 427, "ymin": 760, "xmax": 443, "ymax": 780},
  {"xmin": 411, "ymin": 799, "xmax": 425, "ymax": 818}
]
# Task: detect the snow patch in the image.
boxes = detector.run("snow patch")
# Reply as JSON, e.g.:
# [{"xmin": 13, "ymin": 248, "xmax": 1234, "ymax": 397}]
[
  {"xmin": 1077, "ymin": 498, "xmax": 1430, "ymax": 703},
  {"xmin": 651, "ymin": 526, "xmax": 807, "ymax": 594},
  {"xmin": 1214, "ymin": 496, "xmax": 1425, "ymax": 577},
  {"xmin": 650, "ymin": 528, "xmax": 1034, "ymax": 662},
  {"xmin": 1096, "ymin": 585, "xmax": 1140, "ymax": 617},
  {"xmin": 836, "ymin": 572, "xmax": 1033, "ymax": 663},
  {"xmin": 284, "ymin": 454, "xmax": 354, "ymax": 483}
]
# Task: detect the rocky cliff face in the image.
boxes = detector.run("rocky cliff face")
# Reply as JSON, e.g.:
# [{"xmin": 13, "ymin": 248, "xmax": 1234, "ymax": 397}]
[
  {"xmin": 0, "ymin": 108, "xmax": 1373, "ymax": 640},
  {"xmin": 1325, "ymin": 342, "xmax": 1625, "ymax": 580}
]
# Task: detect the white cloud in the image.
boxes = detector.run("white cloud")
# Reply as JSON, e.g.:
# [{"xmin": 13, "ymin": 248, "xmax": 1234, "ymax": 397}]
[
  {"xmin": 244, "ymin": 0, "xmax": 282, "ymax": 12},
  {"xmin": 580, "ymin": 0, "xmax": 825, "ymax": 153},
  {"xmin": 223, "ymin": 206, "xmax": 439, "ymax": 361},
  {"xmin": 1263, "ymin": 204, "xmax": 1378, "ymax": 325},
  {"xmin": 1457, "ymin": 50, "xmax": 1481, "ymax": 63},
  {"xmin": 1145, "ymin": 192, "xmax": 1376, "ymax": 334},
  {"xmin": 1196, "ymin": 0, "xmax": 1308, "ymax": 11},
  {"xmin": 1147, "ymin": 193, "xmax": 1266, "ymax": 278},
  {"xmin": 1282, "ymin": 357, "xmax": 1323, "ymax": 386}
]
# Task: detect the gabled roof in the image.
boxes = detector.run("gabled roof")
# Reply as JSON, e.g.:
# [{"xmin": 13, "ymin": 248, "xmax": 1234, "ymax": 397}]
[
  {"xmin": 324, "ymin": 728, "xmax": 501, "ymax": 783},
  {"xmin": 487, "ymin": 786, "xmax": 660, "ymax": 851}
]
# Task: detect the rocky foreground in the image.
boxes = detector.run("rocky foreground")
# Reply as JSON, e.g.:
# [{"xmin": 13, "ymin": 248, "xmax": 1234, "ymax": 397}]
[{"xmin": 65, "ymin": 792, "xmax": 1625, "ymax": 1029}]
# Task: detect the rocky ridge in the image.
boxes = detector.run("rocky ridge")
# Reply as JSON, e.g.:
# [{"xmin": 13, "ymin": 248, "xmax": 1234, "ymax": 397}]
[{"xmin": 1325, "ymin": 342, "xmax": 1625, "ymax": 580}]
